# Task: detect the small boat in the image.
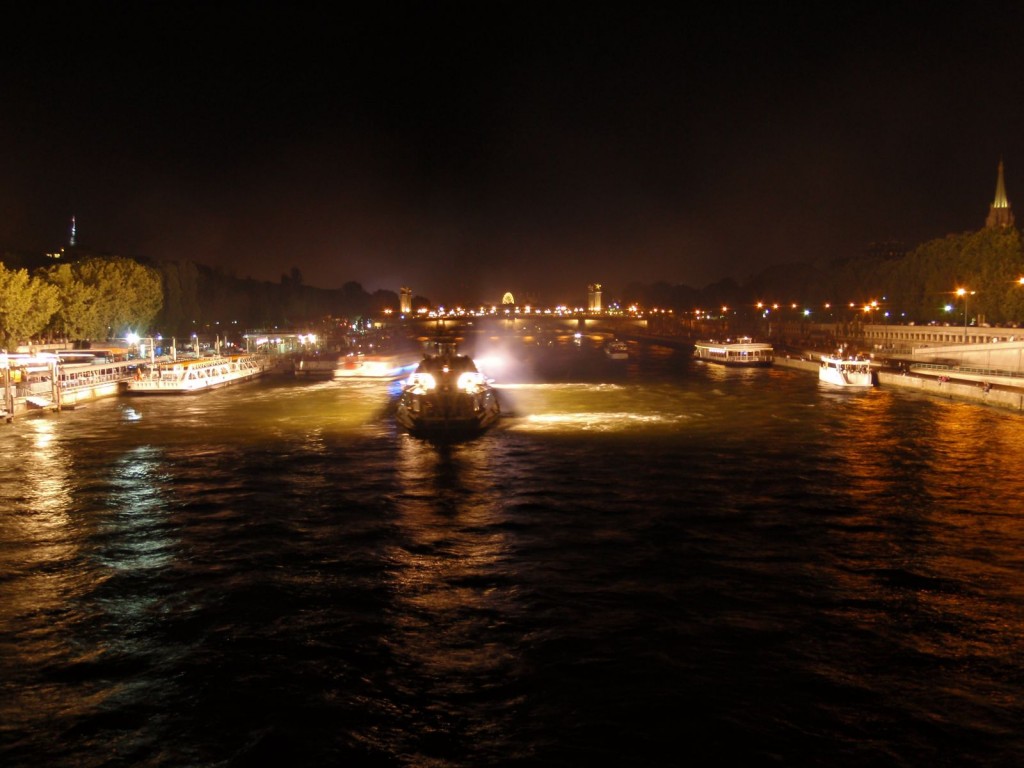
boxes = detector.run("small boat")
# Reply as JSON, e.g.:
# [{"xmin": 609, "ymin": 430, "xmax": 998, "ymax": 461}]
[
  {"xmin": 295, "ymin": 351, "xmax": 418, "ymax": 379},
  {"xmin": 333, "ymin": 352, "xmax": 419, "ymax": 379},
  {"xmin": 125, "ymin": 354, "xmax": 267, "ymax": 394},
  {"xmin": 693, "ymin": 336, "xmax": 774, "ymax": 367},
  {"xmin": 818, "ymin": 352, "xmax": 875, "ymax": 388},
  {"xmin": 395, "ymin": 339, "xmax": 500, "ymax": 438},
  {"xmin": 604, "ymin": 340, "xmax": 629, "ymax": 360},
  {"xmin": 293, "ymin": 353, "xmax": 346, "ymax": 378}
]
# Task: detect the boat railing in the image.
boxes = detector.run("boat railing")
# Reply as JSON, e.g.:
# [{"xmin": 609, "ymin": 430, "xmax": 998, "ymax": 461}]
[{"xmin": 58, "ymin": 360, "xmax": 140, "ymax": 391}]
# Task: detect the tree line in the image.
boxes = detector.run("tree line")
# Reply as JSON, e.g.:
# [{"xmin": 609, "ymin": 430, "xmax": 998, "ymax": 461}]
[
  {"xmin": 0, "ymin": 256, "xmax": 162, "ymax": 350},
  {"xmin": 0, "ymin": 252, "xmax": 426, "ymax": 350},
  {"xmin": 621, "ymin": 226, "xmax": 1024, "ymax": 326}
]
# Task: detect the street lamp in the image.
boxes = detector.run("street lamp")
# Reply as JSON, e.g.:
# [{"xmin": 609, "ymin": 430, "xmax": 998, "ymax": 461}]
[{"xmin": 956, "ymin": 288, "xmax": 974, "ymax": 342}]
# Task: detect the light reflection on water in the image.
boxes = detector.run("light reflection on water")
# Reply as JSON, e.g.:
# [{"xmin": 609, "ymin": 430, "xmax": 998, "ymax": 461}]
[
  {"xmin": 2, "ymin": 349, "xmax": 1024, "ymax": 767},
  {"xmin": 498, "ymin": 380, "xmax": 691, "ymax": 432},
  {"xmin": 389, "ymin": 436, "xmax": 515, "ymax": 685}
]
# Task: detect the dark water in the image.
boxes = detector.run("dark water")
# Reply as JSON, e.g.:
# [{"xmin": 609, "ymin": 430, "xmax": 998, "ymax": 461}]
[{"xmin": 3, "ymin": 337, "xmax": 1024, "ymax": 767}]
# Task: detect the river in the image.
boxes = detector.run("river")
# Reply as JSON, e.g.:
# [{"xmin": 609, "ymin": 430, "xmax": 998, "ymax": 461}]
[{"xmin": 2, "ymin": 335, "xmax": 1023, "ymax": 767}]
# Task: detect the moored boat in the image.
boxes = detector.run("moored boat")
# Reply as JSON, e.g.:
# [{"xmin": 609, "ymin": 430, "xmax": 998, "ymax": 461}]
[
  {"xmin": 693, "ymin": 336, "xmax": 774, "ymax": 367},
  {"xmin": 125, "ymin": 354, "xmax": 267, "ymax": 394},
  {"xmin": 395, "ymin": 339, "xmax": 500, "ymax": 438},
  {"xmin": 818, "ymin": 352, "xmax": 875, "ymax": 388}
]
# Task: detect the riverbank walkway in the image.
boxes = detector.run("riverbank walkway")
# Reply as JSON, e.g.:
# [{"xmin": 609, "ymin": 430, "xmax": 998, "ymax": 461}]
[{"xmin": 773, "ymin": 351, "xmax": 1024, "ymax": 413}]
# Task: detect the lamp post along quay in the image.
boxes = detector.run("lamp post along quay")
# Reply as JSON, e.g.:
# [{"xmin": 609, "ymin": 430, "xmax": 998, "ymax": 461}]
[{"xmin": 956, "ymin": 288, "xmax": 975, "ymax": 342}]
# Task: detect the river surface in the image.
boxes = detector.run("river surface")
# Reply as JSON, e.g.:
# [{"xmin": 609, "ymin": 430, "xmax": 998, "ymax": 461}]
[{"xmin": 2, "ymin": 335, "xmax": 1024, "ymax": 767}]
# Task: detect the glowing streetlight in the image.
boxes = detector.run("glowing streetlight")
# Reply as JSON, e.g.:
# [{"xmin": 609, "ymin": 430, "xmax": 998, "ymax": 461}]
[{"xmin": 956, "ymin": 288, "xmax": 975, "ymax": 342}]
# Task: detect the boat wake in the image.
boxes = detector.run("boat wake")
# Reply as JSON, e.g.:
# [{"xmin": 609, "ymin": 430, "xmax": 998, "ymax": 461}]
[{"xmin": 509, "ymin": 411, "xmax": 690, "ymax": 432}]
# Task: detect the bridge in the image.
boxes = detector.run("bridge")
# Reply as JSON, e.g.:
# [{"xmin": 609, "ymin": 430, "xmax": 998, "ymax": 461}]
[{"xmin": 400, "ymin": 311, "xmax": 653, "ymax": 337}]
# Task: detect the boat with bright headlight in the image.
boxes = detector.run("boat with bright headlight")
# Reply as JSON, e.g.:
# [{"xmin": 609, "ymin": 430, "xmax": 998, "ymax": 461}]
[{"xmin": 395, "ymin": 339, "xmax": 500, "ymax": 437}]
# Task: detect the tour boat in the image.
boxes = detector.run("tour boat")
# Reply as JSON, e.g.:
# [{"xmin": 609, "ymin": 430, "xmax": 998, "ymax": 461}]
[
  {"xmin": 295, "ymin": 352, "xmax": 418, "ymax": 379},
  {"xmin": 334, "ymin": 352, "xmax": 419, "ymax": 379},
  {"xmin": 604, "ymin": 340, "xmax": 630, "ymax": 360},
  {"xmin": 395, "ymin": 340, "xmax": 500, "ymax": 438},
  {"xmin": 818, "ymin": 353, "xmax": 875, "ymax": 388},
  {"xmin": 125, "ymin": 354, "xmax": 267, "ymax": 394},
  {"xmin": 293, "ymin": 353, "xmax": 345, "ymax": 378},
  {"xmin": 693, "ymin": 336, "xmax": 774, "ymax": 367}
]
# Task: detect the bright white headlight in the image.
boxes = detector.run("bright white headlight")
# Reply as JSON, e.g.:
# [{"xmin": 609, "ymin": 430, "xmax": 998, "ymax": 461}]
[
  {"xmin": 407, "ymin": 372, "xmax": 436, "ymax": 392},
  {"xmin": 457, "ymin": 371, "xmax": 485, "ymax": 392}
]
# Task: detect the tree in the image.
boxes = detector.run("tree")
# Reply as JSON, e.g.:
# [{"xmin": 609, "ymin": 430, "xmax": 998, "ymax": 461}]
[
  {"xmin": 968, "ymin": 227, "xmax": 1024, "ymax": 324},
  {"xmin": 372, "ymin": 288, "xmax": 400, "ymax": 314},
  {"xmin": 154, "ymin": 260, "xmax": 202, "ymax": 336},
  {"xmin": 0, "ymin": 262, "xmax": 60, "ymax": 349},
  {"xmin": 339, "ymin": 281, "xmax": 372, "ymax": 319},
  {"xmin": 65, "ymin": 257, "xmax": 164, "ymax": 339},
  {"xmin": 881, "ymin": 228, "xmax": 1024, "ymax": 324},
  {"xmin": 41, "ymin": 263, "xmax": 100, "ymax": 340}
]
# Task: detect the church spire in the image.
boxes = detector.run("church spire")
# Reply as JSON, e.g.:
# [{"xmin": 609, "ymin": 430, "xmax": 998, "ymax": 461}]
[{"xmin": 985, "ymin": 159, "xmax": 1014, "ymax": 228}]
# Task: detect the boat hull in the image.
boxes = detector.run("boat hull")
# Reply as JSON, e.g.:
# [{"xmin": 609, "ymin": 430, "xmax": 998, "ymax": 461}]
[
  {"xmin": 395, "ymin": 389, "xmax": 500, "ymax": 437},
  {"xmin": 698, "ymin": 358, "xmax": 773, "ymax": 368}
]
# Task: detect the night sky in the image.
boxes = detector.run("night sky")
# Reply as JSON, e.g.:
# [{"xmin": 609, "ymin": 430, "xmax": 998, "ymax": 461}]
[{"xmin": 3, "ymin": 3, "xmax": 1024, "ymax": 306}]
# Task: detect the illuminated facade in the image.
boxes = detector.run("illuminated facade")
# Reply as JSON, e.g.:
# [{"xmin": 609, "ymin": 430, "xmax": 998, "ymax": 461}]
[
  {"xmin": 400, "ymin": 287, "xmax": 412, "ymax": 314},
  {"xmin": 587, "ymin": 283, "xmax": 602, "ymax": 312},
  {"xmin": 985, "ymin": 159, "xmax": 1014, "ymax": 229}
]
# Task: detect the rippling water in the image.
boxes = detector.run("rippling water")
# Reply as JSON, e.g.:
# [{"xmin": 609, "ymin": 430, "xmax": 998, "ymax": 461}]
[{"xmin": 2, "ymin": 337, "xmax": 1024, "ymax": 767}]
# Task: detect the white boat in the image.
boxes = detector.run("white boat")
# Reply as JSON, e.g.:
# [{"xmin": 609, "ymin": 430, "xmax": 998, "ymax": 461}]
[
  {"xmin": 395, "ymin": 339, "xmax": 500, "ymax": 438},
  {"xmin": 818, "ymin": 353, "xmax": 875, "ymax": 388},
  {"xmin": 125, "ymin": 355, "xmax": 267, "ymax": 394},
  {"xmin": 693, "ymin": 336, "xmax": 774, "ymax": 367},
  {"xmin": 293, "ymin": 353, "xmax": 345, "ymax": 378},
  {"xmin": 294, "ymin": 333, "xmax": 422, "ymax": 380},
  {"xmin": 604, "ymin": 340, "xmax": 629, "ymax": 360},
  {"xmin": 333, "ymin": 352, "xmax": 419, "ymax": 379},
  {"xmin": 295, "ymin": 352, "xmax": 418, "ymax": 379}
]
